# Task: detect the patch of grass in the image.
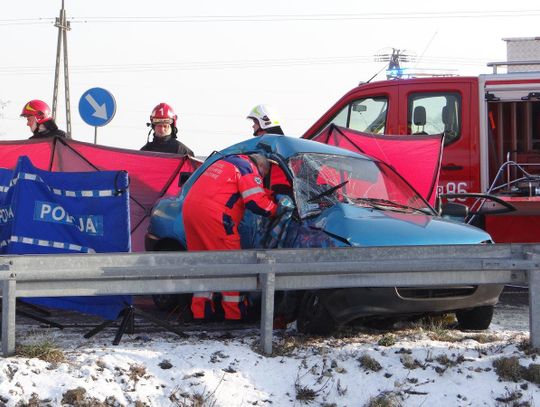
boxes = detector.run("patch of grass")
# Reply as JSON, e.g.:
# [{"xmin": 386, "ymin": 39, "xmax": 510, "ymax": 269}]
[
  {"xmin": 169, "ymin": 386, "xmax": 217, "ymax": 407},
  {"xmin": 523, "ymin": 364, "xmax": 540, "ymax": 384},
  {"xmin": 358, "ymin": 353, "xmax": 382, "ymax": 372},
  {"xmin": 271, "ymin": 335, "xmax": 307, "ymax": 356},
  {"xmin": 295, "ymin": 384, "xmax": 318, "ymax": 403},
  {"xmin": 435, "ymin": 353, "xmax": 465, "ymax": 368},
  {"xmin": 400, "ymin": 354, "xmax": 422, "ymax": 370},
  {"xmin": 517, "ymin": 339, "xmax": 540, "ymax": 356},
  {"xmin": 292, "ymin": 365, "xmax": 333, "ymax": 405},
  {"xmin": 425, "ymin": 326, "xmax": 457, "ymax": 342},
  {"xmin": 494, "ymin": 389, "xmax": 524, "ymax": 404},
  {"xmin": 16, "ymin": 339, "xmax": 65, "ymax": 364},
  {"xmin": 61, "ymin": 387, "xmax": 86, "ymax": 405},
  {"xmin": 16, "ymin": 392, "xmax": 43, "ymax": 407},
  {"xmin": 410, "ymin": 315, "xmax": 459, "ymax": 342},
  {"xmin": 493, "ymin": 356, "xmax": 524, "ymax": 382},
  {"xmin": 95, "ymin": 359, "xmax": 107, "ymax": 370},
  {"xmin": 129, "ymin": 364, "xmax": 146, "ymax": 382},
  {"xmin": 464, "ymin": 333, "xmax": 500, "ymax": 344},
  {"xmin": 435, "ymin": 354, "xmax": 451, "ymax": 366},
  {"xmin": 378, "ymin": 334, "xmax": 396, "ymax": 347},
  {"xmin": 364, "ymin": 391, "xmax": 402, "ymax": 407}
]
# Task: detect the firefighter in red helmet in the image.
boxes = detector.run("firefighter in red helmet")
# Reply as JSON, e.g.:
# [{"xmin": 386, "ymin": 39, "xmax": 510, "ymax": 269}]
[
  {"xmin": 20, "ymin": 100, "xmax": 66, "ymax": 139},
  {"xmin": 183, "ymin": 154, "xmax": 278, "ymax": 320},
  {"xmin": 141, "ymin": 102, "xmax": 194, "ymax": 156}
]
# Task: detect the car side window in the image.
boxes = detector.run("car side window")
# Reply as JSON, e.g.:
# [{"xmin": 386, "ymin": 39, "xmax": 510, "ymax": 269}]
[
  {"xmin": 407, "ymin": 92, "xmax": 461, "ymax": 145},
  {"xmin": 327, "ymin": 96, "xmax": 388, "ymax": 134}
]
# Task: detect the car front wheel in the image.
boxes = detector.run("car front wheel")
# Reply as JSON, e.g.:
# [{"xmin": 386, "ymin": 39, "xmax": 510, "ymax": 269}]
[
  {"xmin": 152, "ymin": 294, "xmax": 187, "ymax": 312},
  {"xmin": 296, "ymin": 291, "xmax": 336, "ymax": 335},
  {"xmin": 456, "ymin": 305, "xmax": 494, "ymax": 330},
  {"xmin": 150, "ymin": 240, "xmax": 189, "ymax": 312}
]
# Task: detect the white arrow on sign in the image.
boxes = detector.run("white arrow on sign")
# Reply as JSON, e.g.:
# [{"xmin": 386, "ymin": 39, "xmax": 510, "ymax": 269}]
[{"xmin": 84, "ymin": 94, "xmax": 108, "ymax": 120}]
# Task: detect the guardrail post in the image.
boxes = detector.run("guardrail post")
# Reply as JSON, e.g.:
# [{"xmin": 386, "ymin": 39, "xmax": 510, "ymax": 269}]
[
  {"xmin": 528, "ymin": 261, "xmax": 540, "ymax": 349},
  {"xmin": 2, "ymin": 274, "xmax": 17, "ymax": 357},
  {"xmin": 258, "ymin": 253, "xmax": 276, "ymax": 355}
]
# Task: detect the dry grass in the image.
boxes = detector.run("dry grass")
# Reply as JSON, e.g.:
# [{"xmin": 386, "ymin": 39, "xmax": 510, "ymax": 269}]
[
  {"xmin": 523, "ymin": 364, "xmax": 540, "ymax": 384},
  {"xmin": 129, "ymin": 364, "xmax": 147, "ymax": 382},
  {"xmin": 295, "ymin": 384, "xmax": 318, "ymax": 403},
  {"xmin": 358, "ymin": 353, "xmax": 382, "ymax": 372},
  {"xmin": 462, "ymin": 333, "xmax": 501, "ymax": 344},
  {"xmin": 435, "ymin": 353, "xmax": 465, "ymax": 368},
  {"xmin": 266, "ymin": 334, "xmax": 308, "ymax": 356},
  {"xmin": 399, "ymin": 354, "xmax": 422, "ymax": 370},
  {"xmin": 517, "ymin": 339, "xmax": 540, "ymax": 356},
  {"xmin": 493, "ymin": 356, "xmax": 524, "ymax": 382},
  {"xmin": 61, "ymin": 387, "xmax": 86, "ymax": 405},
  {"xmin": 169, "ymin": 386, "xmax": 217, "ymax": 407},
  {"xmin": 16, "ymin": 339, "xmax": 65, "ymax": 364},
  {"xmin": 364, "ymin": 391, "xmax": 403, "ymax": 407},
  {"xmin": 377, "ymin": 334, "xmax": 396, "ymax": 347}
]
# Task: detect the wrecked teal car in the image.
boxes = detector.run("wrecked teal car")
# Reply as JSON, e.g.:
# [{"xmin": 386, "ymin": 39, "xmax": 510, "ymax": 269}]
[{"xmin": 147, "ymin": 135, "xmax": 503, "ymax": 333}]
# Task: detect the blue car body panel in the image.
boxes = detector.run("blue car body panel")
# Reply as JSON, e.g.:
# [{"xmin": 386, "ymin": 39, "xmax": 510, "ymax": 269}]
[{"xmin": 308, "ymin": 204, "xmax": 490, "ymax": 247}]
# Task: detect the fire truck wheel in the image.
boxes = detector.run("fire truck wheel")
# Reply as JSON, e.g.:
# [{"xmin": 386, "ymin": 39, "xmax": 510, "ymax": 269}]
[
  {"xmin": 456, "ymin": 305, "xmax": 494, "ymax": 330},
  {"xmin": 296, "ymin": 291, "xmax": 336, "ymax": 335}
]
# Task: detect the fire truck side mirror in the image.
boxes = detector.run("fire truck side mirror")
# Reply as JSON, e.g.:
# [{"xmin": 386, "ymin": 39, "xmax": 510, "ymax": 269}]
[
  {"xmin": 440, "ymin": 202, "xmax": 469, "ymax": 218},
  {"xmin": 439, "ymin": 193, "xmax": 517, "ymax": 217}
]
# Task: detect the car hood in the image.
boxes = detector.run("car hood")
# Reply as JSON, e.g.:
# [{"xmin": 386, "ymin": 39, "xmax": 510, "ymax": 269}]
[{"xmin": 309, "ymin": 204, "xmax": 491, "ymax": 246}]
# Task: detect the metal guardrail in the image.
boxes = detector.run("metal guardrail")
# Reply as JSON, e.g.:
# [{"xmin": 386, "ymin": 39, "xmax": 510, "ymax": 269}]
[{"xmin": 1, "ymin": 243, "xmax": 539, "ymax": 357}]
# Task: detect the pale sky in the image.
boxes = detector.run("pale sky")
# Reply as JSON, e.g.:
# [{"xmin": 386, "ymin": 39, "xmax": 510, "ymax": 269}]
[{"xmin": 1, "ymin": 0, "xmax": 539, "ymax": 155}]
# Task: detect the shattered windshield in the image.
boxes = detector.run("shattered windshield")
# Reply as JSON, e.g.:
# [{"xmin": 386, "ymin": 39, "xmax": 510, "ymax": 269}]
[{"xmin": 289, "ymin": 153, "xmax": 434, "ymax": 219}]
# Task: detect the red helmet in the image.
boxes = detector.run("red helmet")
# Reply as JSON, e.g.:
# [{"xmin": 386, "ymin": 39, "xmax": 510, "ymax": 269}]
[
  {"xmin": 20, "ymin": 100, "xmax": 53, "ymax": 124},
  {"xmin": 150, "ymin": 103, "xmax": 177, "ymax": 127}
]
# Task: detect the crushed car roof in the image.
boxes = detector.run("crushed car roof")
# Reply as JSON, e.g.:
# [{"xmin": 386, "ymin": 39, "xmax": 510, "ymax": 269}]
[{"xmin": 219, "ymin": 134, "xmax": 370, "ymax": 161}]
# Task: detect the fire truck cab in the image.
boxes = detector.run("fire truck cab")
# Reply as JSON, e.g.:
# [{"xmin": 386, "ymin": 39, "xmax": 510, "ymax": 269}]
[{"xmin": 304, "ymin": 38, "xmax": 540, "ymax": 243}]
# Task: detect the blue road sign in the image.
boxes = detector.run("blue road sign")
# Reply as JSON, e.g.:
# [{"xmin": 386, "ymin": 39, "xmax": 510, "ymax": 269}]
[{"xmin": 78, "ymin": 88, "xmax": 116, "ymax": 127}]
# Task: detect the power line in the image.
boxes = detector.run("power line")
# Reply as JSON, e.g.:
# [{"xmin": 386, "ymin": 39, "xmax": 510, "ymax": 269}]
[
  {"xmin": 1, "ymin": 10, "xmax": 540, "ymax": 26},
  {"xmin": 67, "ymin": 10, "xmax": 540, "ymax": 23},
  {"xmin": 0, "ymin": 54, "xmax": 490, "ymax": 76},
  {"xmin": 0, "ymin": 20, "xmax": 54, "ymax": 26}
]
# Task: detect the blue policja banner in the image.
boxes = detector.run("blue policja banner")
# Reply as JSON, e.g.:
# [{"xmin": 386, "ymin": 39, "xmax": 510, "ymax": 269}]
[{"xmin": 0, "ymin": 156, "xmax": 132, "ymax": 320}]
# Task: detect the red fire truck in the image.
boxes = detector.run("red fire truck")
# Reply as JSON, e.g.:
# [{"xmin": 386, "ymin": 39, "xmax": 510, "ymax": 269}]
[{"xmin": 304, "ymin": 38, "xmax": 540, "ymax": 243}]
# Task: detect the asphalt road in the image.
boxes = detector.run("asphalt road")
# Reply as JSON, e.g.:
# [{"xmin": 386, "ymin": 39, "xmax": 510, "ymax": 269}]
[
  {"xmin": 499, "ymin": 285, "xmax": 528, "ymax": 306},
  {"xmin": 493, "ymin": 286, "xmax": 529, "ymax": 331}
]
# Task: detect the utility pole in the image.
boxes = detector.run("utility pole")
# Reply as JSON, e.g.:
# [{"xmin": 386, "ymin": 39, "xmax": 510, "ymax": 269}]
[
  {"xmin": 374, "ymin": 48, "xmax": 416, "ymax": 80},
  {"xmin": 52, "ymin": 0, "xmax": 72, "ymax": 137}
]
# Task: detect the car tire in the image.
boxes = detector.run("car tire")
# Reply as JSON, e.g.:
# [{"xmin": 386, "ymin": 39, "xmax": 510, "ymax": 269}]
[
  {"xmin": 150, "ymin": 240, "xmax": 189, "ymax": 312},
  {"xmin": 456, "ymin": 305, "xmax": 494, "ymax": 330},
  {"xmin": 296, "ymin": 291, "xmax": 336, "ymax": 335},
  {"xmin": 152, "ymin": 294, "xmax": 185, "ymax": 312}
]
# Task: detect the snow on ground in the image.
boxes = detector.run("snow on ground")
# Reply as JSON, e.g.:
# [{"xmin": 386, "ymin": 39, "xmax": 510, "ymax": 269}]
[{"xmin": 1, "ymin": 305, "xmax": 539, "ymax": 407}]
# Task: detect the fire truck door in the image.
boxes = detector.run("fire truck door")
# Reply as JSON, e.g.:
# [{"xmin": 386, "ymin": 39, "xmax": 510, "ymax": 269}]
[{"xmin": 305, "ymin": 85, "xmax": 399, "ymax": 138}]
